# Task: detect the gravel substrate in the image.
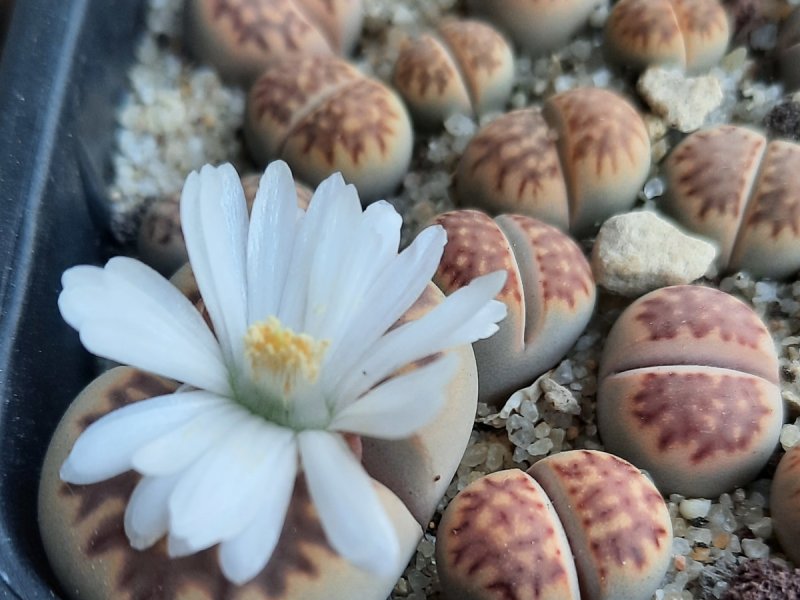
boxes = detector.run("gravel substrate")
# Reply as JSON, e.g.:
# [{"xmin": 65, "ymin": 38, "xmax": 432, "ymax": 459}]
[{"xmin": 108, "ymin": 0, "xmax": 800, "ymax": 598}]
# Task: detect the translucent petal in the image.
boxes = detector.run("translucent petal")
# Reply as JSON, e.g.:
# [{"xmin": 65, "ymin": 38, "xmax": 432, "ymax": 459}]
[
  {"xmin": 60, "ymin": 392, "xmax": 224, "ymax": 485},
  {"xmin": 247, "ymin": 161, "xmax": 298, "ymax": 323},
  {"xmin": 299, "ymin": 430, "xmax": 399, "ymax": 576},
  {"xmin": 329, "ymin": 353, "xmax": 458, "ymax": 439}
]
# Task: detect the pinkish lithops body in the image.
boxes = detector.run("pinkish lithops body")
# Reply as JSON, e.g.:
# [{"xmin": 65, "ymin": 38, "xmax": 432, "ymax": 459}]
[
  {"xmin": 455, "ymin": 87, "xmax": 650, "ymax": 237},
  {"xmin": 432, "ymin": 210, "xmax": 595, "ymax": 406},
  {"xmin": 184, "ymin": 0, "xmax": 363, "ymax": 85},
  {"xmin": 663, "ymin": 124, "xmax": 800, "ymax": 279},
  {"xmin": 771, "ymin": 444, "xmax": 800, "ymax": 564},
  {"xmin": 436, "ymin": 451, "xmax": 672, "ymax": 600},
  {"xmin": 598, "ymin": 285, "xmax": 783, "ymax": 498},
  {"xmin": 392, "ymin": 19, "xmax": 514, "ymax": 129},
  {"xmin": 245, "ymin": 54, "xmax": 413, "ymax": 201},
  {"xmin": 465, "ymin": 0, "xmax": 597, "ymax": 57},
  {"xmin": 605, "ymin": 0, "xmax": 730, "ymax": 73},
  {"xmin": 138, "ymin": 174, "xmax": 313, "ymax": 276}
]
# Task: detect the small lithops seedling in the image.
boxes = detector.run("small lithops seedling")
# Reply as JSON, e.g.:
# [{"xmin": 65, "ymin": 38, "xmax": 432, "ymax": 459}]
[
  {"xmin": 598, "ymin": 285, "xmax": 783, "ymax": 498},
  {"xmin": 663, "ymin": 124, "xmax": 800, "ymax": 280},
  {"xmin": 245, "ymin": 54, "xmax": 413, "ymax": 201},
  {"xmin": 436, "ymin": 451, "xmax": 672, "ymax": 600},
  {"xmin": 465, "ymin": 0, "xmax": 597, "ymax": 57},
  {"xmin": 433, "ymin": 210, "xmax": 596, "ymax": 406},
  {"xmin": 455, "ymin": 87, "xmax": 650, "ymax": 237},
  {"xmin": 138, "ymin": 174, "xmax": 313, "ymax": 275},
  {"xmin": 778, "ymin": 7, "xmax": 800, "ymax": 91},
  {"xmin": 771, "ymin": 444, "xmax": 800, "ymax": 565},
  {"xmin": 184, "ymin": 0, "xmax": 363, "ymax": 85},
  {"xmin": 392, "ymin": 19, "xmax": 514, "ymax": 129},
  {"xmin": 605, "ymin": 0, "xmax": 730, "ymax": 73}
]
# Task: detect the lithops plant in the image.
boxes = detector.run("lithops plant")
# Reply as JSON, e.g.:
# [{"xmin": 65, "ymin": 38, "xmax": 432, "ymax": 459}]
[
  {"xmin": 455, "ymin": 87, "xmax": 650, "ymax": 237},
  {"xmin": 605, "ymin": 0, "xmax": 730, "ymax": 73},
  {"xmin": 392, "ymin": 19, "xmax": 514, "ymax": 129},
  {"xmin": 598, "ymin": 285, "xmax": 783, "ymax": 498},
  {"xmin": 433, "ymin": 210, "xmax": 596, "ymax": 406},
  {"xmin": 771, "ymin": 444, "xmax": 800, "ymax": 565},
  {"xmin": 184, "ymin": 0, "xmax": 363, "ymax": 85},
  {"xmin": 465, "ymin": 0, "xmax": 597, "ymax": 57},
  {"xmin": 245, "ymin": 54, "xmax": 413, "ymax": 201},
  {"xmin": 663, "ymin": 124, "xmax": 800, "ymax": 279},
  {"xmin": 436, "ymin": 451, "xmax": 672, "ymax": 600},
  {"xmin": 138, "ymin": 174, "xmax": 313, "ymax": 276}
]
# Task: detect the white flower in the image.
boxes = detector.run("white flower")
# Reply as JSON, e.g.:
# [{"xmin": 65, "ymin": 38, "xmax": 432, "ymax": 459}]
[{"xmin": 57, "ymin": 161, "xmax": 507, "ymax": 585}]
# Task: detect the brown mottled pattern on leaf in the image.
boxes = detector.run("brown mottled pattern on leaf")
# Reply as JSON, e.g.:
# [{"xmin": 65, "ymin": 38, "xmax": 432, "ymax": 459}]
[
  {"xmin": 668, "ymin": 126, "xmax": 765, "ymax": 219},
  {"xmin": 607, "ymin": 0, "xmax": 681, "ymax": 50},
  {"xmin": 468, "ymin": 110, "xmax": 562, "ymax": 198},
  {"xmin": 442, "ymin": 473, "xmax": 572, "ymax": 600},
  {"xmin": 438, "ymin": 20, "xmax": 503, "ymax": 79},
  {"xmin": 506, "ymin": 215, "xmax": 592, "ymax": 309},
  {"xmin": 744, "ymin": 141, "xmax": 800, "ymax": 237},
  {"xmin": 550, "ymin": 88, "xmax": 648, "ymax": 175},
  {"xmin": 251, "ymin": 54, "xmax": 359, "ymax": 125},
  {"xmin": 549, "ymin": 451, "xmax": 669, "ymax": 579},
  {"xmin": 393, "ymin": 35, "xmax": 457, "ymax": 97},
  {"xmin": 212, "ymin": 0, "xmax": 315, "ymax": 53},
  {"xmin": 634, "ymin": 286, "xmax": 767, "ymax": 348},
  {"xmin": 289, "ymin": 79, "xmax": 400, "ymax": 165},
  {"xmin": 63, "ymin": 371, "xmax": 334, "ymax": 599},
  {"xmin": 670, "ymin": 0, "xmax": 728, "ymax": 37},
  {"xmin": 631, "ymin": 370, "xmax": 772, "ymax": 463},
  {"xmin": 433, "ymin": 210, "xmax": 522, "ymax": 304}
]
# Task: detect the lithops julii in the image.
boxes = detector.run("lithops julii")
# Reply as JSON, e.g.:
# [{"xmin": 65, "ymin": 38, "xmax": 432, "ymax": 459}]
[
  {"xmin": 605, "ymin": 0, "xmax": 730, "ymax": 73},
  {"xmin": 455, "ymin": 87, "xmax": 650, "ymax": 237},
  {"xmin": 433, "ymin": 210, "xmax": 595, "ymax": 406},
  {"xmin": 245, "ymin": 54, "xmax": 413, "ymax": 201},
  {"xmin": 465, "ymin": 0, "xmax": 597, "ymax": 57},
  {"xmin": 184, "ymin": 0, "xmax": 363, "ymax": 85},
  {"xmin": 663, "ymin": 124, "xmax": 800, "ymax": 279},
  {"xmin": 436, "ymin": 451, "xmax": 672, "ymax": 600},
  {"xmin": 598, "ymin": 285, "xmax": 783, "ymax": 497},
  {"xmin": 771, "ymin": 444, "xmax": 800, "ymax": 565},
  {"xmin": 393, "ymin": 19, "xmax": 514, "ymax": 128}
]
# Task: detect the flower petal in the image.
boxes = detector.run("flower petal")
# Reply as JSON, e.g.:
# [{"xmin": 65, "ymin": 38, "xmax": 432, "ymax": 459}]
[
  {"xmin": 180, "ymin": 164, "xmax": 249, "ymax": 369},
  {"xmin": 218, "ymin": 434, "xmax": 298, "ymax": 585},
  {"xmin": 60, "ymin": 391, "xmax": 224, "ymax": 485},
  {"xmin": 329, "ymin": 353, "xmax": 458, "ymax": 439},
  {"xmin": 167, "ymin": 412, "xmax": 296, "ymax": 553},
  {"xmin": 58, "ymin": 259, "xmax": 230, "ymax": 395},
  {"xmin": 339, "ymin": 271, "xmax": 507, "ymax": 401},
  {"xmin": 131, "ymin": 401, "xmax": 250, "ymax": 477},
  {"xmin": 246, "ymin": 160, "xmax": 299, "ymax": 323},
  {"xmin": 299, "ymin": 430, "xmax": 399, "ymax": 576},
  {"xmin": 124, "ymin": 473, "xmax": 181, "ymax": 550}
]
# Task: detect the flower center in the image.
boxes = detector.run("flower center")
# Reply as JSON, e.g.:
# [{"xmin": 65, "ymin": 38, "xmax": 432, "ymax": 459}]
[{"xmin": 244, "ymin": 317, "xmax": 329, "ymax": 396}]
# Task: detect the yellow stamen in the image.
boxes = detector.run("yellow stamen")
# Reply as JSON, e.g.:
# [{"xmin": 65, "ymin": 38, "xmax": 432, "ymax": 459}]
[{"xmin": 244, "ymin": 317, "xmax": 329, "ymax": 395}]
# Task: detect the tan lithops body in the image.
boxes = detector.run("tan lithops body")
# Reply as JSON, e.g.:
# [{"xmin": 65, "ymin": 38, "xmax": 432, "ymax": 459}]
[
  {"xmin": 138, "ymin": 174, "xmax": 313, "ymax": 276},
  {"xmin": 771, "ymin": 444, "xmax": 800, "ymax": 564},
  {"xmin": 184, "ymin": 0, "xmax": 363, "ymax": 86},
  {"xmin": 598, "ymin": 285, "xmax": 783, "ymax": 497},
  {"xmin": 39, "ymin": 367, "xmax": 422, "ymax": 600},
  {"xmin": 433, "ymin": 210, "xmax": 595, "ymax": 406},
  {"xmin": 436, "ymin": 469, "xmax": 581, "ymax": 600},
  {"xmin": 245, "ymin": 54, "xmax": 413, "ymax": 201},
  {"xmin": 605, "ymin": 0, "xmax": 730, "ymax": 73},
  {"xmin": 663, "ymin": 124, "xmax": 800, "ymax": 279},
  {"xmin": 529, "ymin": 450, "xmax": 672, "ymax": 600},
  {"xmin": 392, "ymin": 19, "xmax": 514, "ymax": 128},
  {"xmin": 465, "ymin": 0, "xmax": 597, "ymax": 57},
  {"xmin": 543, "ymin": 87, "xmax": 651, "ymax": 236},
  {"xmin": 455, "ymin": 88, "xmax": 650, "ymax": 237}
]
